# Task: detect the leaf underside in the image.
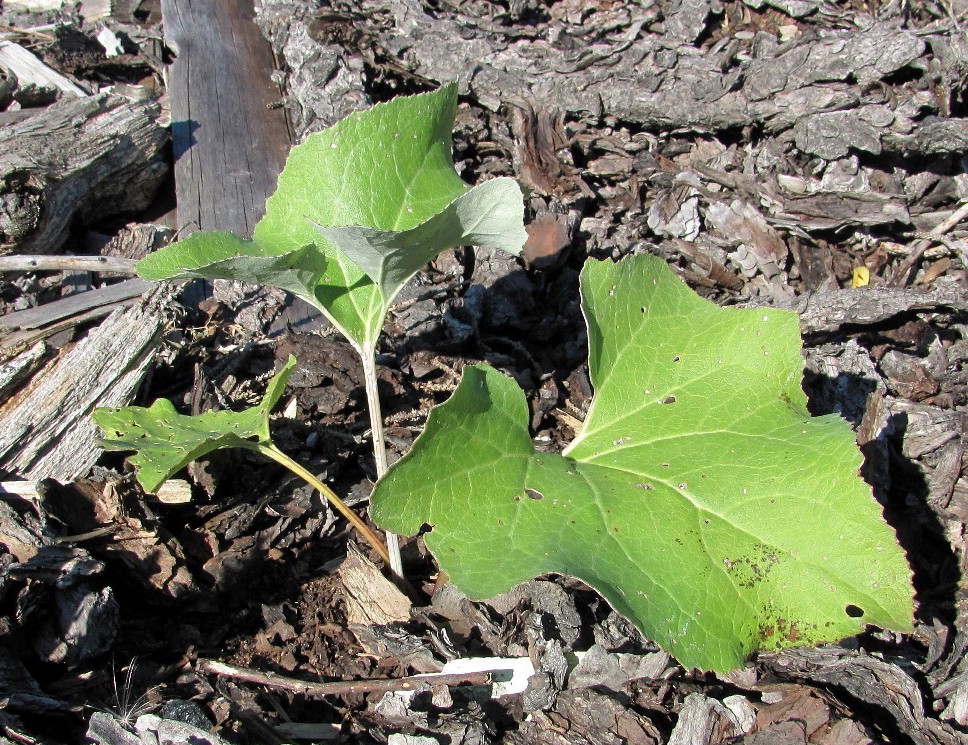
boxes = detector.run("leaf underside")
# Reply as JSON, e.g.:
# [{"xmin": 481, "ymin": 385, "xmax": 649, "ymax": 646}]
[
  {"xmin": 92, "ymin": 357, "xmax": 296, "ymax": 494},
  {"xmin": 371, "ymin": 254, "xmax": 914, "ymax": 672},
  {"xmin": 136, "ymin": 83, "xmax": 525, "ymax": 350}
]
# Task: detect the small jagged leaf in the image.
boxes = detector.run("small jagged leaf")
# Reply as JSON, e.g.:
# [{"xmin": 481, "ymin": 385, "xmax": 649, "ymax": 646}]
[
  {"xmin": 371, "ymin": 254, "xmax": 914, "ymax": 672},
  {"xmin": 92, "ymin": 356, "xmax": 296, "ymax": 494}
]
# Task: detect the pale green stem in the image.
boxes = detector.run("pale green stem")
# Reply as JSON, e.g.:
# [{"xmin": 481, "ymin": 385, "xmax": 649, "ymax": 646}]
[
  {"xmin": 360, "ymin": 344, "xmax": 405, "ymax": 577},
  {"xmin": 253, "ymin": 441, "xmax": 391, "ymax": 568}
]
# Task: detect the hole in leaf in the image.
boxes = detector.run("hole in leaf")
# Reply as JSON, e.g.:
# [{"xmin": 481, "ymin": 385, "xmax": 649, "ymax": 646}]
[
  {"xmin": 418, "ymin": 522, "xmax": 434, "ymax": 535},
  {"xmin": 845, "ymin": 605, "xmax": 864, "ymax": 618}
]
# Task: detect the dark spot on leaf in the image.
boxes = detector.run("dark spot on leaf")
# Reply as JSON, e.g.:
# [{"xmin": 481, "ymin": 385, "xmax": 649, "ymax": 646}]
[
  {"xmin": 662, "ymin": 396, "xmax": 676, "ymax": 404},
  {"xmin": 640, "ymin": 307, "xmax": 646, "ymax": 313},
  {"xmin": 845, "ymin": 605, "xmax": 864, "ymax": 618}
]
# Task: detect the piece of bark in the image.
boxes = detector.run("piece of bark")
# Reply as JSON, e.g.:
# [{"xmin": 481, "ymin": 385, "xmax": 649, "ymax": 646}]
[
  {"xmin": 30, "ymin": 582, "xmax": 118, "ymax": 666},
  {"xmin": 255, "ymin": 0, "xmax": 369, "ymax": 138},
  {"xmin": 359, "ymin": 6, "xmax": 932, "ymax": 136},
  {"xmin": 772, "ymin": 280, "xmax": 968, "ymax": 334},
  {"xmin": 96, "ymin": 223, "xmax": 175, "ymax": 262},
  {"xmin": 669, "ymin": 692, "xmax": 741, "ymax": 745},
  {"xmin": 339, "ymin": 543, "xmax": 411, "ymax": 626},
  {"xmin": 0, "ymin": 283, "xmax": 174, "ymax": 482},
  {"xmin": 0, "ymin": 483, "xmax": 47, "ymax": 563},
  {"xmin": 510, "ymin": 103, "xmax": 576, "ymax": 197},
  {"xmin": 882, "ymin": 119, "xmax": 968, "ymax": 157},
  {"xmin": 762, "ymin": 647, "xmax": 964, "ymax": 745},
  {"xmin": 0, "ymin": 62, "xmax": 15, "ymax": 109},
  {"xmin": 705, "ymin": 199, "xmax": 788, "ymax": 279},
  {"xmin": 505, "ymin": 687, "xmax": 664, "ymax": 745},
  {"xmin": 0, "ymin": 644, "xmax": 71, "ymax": 715},
  {"xmin": 792, "ymin": 108, "xmax": 891, "ymax": 160},
  {"xmin": 0, "ymin": 93, "xmax": 168, "ymax": 255},
  {"xmin": 87, "ymin": 711, "xmax": 234, "ymax": 745},
  {"xmin": 567, "ymin": 644, "xmax": 670, "ymax": 691},
  {"xmin": 886, "ymin": 399, "xmax": 967, "ymax": 460},
  {"xmin": 741, "ymin": 720, "xmax": 808, "ymax": 745},
  {"xmin": 766, "ymin": 189, "xmax": 910, "ymax": 232}
]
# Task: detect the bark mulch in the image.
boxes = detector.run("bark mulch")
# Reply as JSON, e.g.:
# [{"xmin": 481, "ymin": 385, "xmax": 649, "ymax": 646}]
[{"xmin": 0, "ymin": 1, "xmax": 966, "ymax": 743}]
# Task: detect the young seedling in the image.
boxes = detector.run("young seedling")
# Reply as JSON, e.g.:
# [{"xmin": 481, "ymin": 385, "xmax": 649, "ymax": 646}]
[
  {"xmin": 93, "ymin": 357, "xmax": 391, "ymax": 566},
  {"xmin": 370, "ymin": 253, "xmax": 915, "ymax": 673},
  {"xmin": 133, "ymin": 84, "xmax": 527, "ymax": 576}
]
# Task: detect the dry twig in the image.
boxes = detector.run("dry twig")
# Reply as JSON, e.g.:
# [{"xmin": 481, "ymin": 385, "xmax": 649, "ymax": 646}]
[{"xmin": 197, "ymin": 659, "xmax": 498, "ymax": 697}]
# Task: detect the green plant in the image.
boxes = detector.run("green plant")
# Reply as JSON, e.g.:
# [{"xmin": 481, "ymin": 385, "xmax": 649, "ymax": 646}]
[
  {"xmin": 94, "ymin": 85, "xmax": 914, "ymax": 673},
  {"xmin": 93, "ymin": 357, "xmax": 391, "ymax": 566},
  {"xmin": 370, "ymin": 253, "xmax": 914, "ymax": 672},
  {"xmin": 130, "ymin": 84, "xmax": 527, "ymax": 575}
]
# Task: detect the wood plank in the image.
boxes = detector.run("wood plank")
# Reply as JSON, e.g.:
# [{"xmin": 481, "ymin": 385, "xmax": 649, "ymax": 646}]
[
  {"xmin": 0, "ymin": 279, "xmax": 151, "ymax": 332},
  {"xmin": 161, "ymin": 0, "xmax": 291, "ymax": 238}
]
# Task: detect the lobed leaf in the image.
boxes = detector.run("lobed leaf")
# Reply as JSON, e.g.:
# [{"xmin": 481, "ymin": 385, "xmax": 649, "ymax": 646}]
[
  {"xmin": 92, "ymin": 356, "xmax": 296, "ymax": 494},
  {"xmin": 371, "ymin": 254, "xmax": 914, "ymax": 672}
]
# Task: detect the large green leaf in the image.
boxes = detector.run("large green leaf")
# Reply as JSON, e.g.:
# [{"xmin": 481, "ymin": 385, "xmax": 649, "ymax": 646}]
[
  {"xmin": 92, "ymin": 356, "xmax": 296, "ymax": 494},
  {"xmin": 136, "ymin": 83, "xmax": 525, "ymax": 351},
  {"xmin": 371, "ymin": 254, "xmax": 914, "ymax": 672}
]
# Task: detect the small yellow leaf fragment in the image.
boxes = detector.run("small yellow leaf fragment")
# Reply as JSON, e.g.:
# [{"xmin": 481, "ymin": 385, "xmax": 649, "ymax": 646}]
[{"xmin": 851, "ymin": 266, "xmax": 870, "ymax": 288}]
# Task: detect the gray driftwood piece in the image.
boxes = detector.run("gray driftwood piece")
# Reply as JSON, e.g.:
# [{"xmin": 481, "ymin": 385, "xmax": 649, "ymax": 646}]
[
  {"xmin": 0, "ymin": 284, "xmax": 175, "ymax": 482},
  {"xmin": 0, "ymin": 92, "xmax": 168, "ymax": 255}
]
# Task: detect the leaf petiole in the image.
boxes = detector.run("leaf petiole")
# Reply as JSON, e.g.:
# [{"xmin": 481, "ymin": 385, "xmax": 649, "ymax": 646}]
[
  {"xmin": 252, "ymin": 441, "xmax": 391, "ymax": 567},
  {"xmin": 359, "ymin": 345, "xmax": 404, "ymax": 577}
]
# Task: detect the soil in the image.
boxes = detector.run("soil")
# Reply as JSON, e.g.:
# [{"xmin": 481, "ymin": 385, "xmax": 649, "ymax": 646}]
[{"xmin": 0, "ymin": 1, "xmax": 967, "ymax": 744}]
